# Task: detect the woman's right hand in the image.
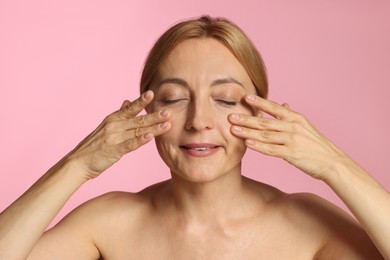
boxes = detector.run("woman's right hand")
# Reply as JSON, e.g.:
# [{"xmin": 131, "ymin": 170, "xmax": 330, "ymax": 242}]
[{"xmin": 67, "ymin": 90, "xmax": 171, "ymax": 180}]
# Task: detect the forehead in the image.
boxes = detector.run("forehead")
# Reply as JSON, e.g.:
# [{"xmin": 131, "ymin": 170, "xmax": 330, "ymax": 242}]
[{"xmin": 156, "ymin": 38, "xmax": 256, "ymax": 92}]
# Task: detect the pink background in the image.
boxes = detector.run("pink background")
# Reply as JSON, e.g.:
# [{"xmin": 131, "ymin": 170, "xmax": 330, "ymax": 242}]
[{"xmin": 1, "ymin": 0, "xmax": 389, "ymax": 227}]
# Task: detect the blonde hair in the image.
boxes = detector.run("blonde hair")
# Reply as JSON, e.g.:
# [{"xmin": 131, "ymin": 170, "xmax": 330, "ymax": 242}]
[{"xmin": 140, "ymin": 15, "xmax": 268, "ymax": 98}]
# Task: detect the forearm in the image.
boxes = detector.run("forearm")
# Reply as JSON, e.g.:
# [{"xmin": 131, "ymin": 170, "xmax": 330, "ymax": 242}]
[
  {"xmin": 0, "ymin": 157, "xmax": 87, "ymax": 260},
  {"xmin": 325, "ymin": 156, "xmax": 390, "ymax": 259}
]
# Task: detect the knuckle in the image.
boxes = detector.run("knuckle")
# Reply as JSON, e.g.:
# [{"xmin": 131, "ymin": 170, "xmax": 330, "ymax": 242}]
[
  {"xmin": 261, "ymin": 130, "xmax": 271, "ymax": 139},
  {"xmin": 291, "ymin": 122, "xmax": 303, "ymax": 132},
  {"xmin": 104, "ymin": 121, "xmax": 117, "ymax": 132},
  {"xmin": 292, "ymin": 112, "xmax": 306, "ymax": 123},
  {"xmin": 265, "ymin": 146, "xmax": 277, "ymax": 156},
  {"xmin": 125, "ymin": 105, "xmax": 136, "ymax": 114},
  {"xmin": 259, "ymin": 118, "xmax": 270, "ymax": 128},
  {"xmin": 119, "ymin": 104, "xmax": 136, "ymax": 117},
  {"xmin": 134, "ymin": 115, "xmax": 146, "ymax": 126},
  {"xmin": 125, "ymin": 140, "xmax": 137, "ymax": 151},
  {"xmin": 135, "ymin": 98, "xmax": 148, "ymax": 109},
  {"xmin": 134, "ymin": 127, "xmax": 144, "ymax": 138}
]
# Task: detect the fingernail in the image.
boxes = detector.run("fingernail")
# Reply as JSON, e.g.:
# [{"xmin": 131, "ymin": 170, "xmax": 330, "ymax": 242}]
[
  {"xmin": 160, "ymin": 109, "xmax": 168, "ymax": 117},
  {"xmin": 246, "ymin": 94, "xmax": 255, "ymax": 102},
  {"xmin": 233, "ymin": 126, "xmax": 242, "ymax": 132},
  {"xmin": 160, "ymin": 122, "xmax": 169, "ymax": 129},
  {"xmin": 246, "ymin": 139, "xmax": 255, "ymax": 146},
  {"xmin": 231, "ymin": 113, "xmax": 240, "ymax": 121},
  {"xmin": 143, "ymin": 91, "xmax": 152, "ymax": 99}
]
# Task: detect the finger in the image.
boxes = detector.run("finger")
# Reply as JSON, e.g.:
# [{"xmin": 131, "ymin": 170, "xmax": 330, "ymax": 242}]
[
  {"xmin": 120, "ymin": 100, "xmax": 131, "ymax": 109},
  {"xmin": 228, "ymin": 113, "xmax": 291, "ymax": 132},
  {"xmin": 231, "ymin": 126, "xmax": 289, "ymax": 145},
  {"xmin": 129, "ymin": 121, "xmax": 171, "ymax": 140},
  {"xmin": 117, "ymin": 132, "xmax": 155, "ymax": 155},
  {"xmin": 117, "ymin": 90, "xmax": 154, "ymax": 119},
  {"xmin": 117, "ymin": 122, "xmax": 171, "ymax": 155},
  {"xmin": 245, "ymin": 139, "xmax": 288, "ymax": 159},
  {"xmin": 245, "ymin": 94, "xmax": 292, "ymax": 120},
  {"xmin": 116, "ymin": 109, "xmax": 170, "ymax": 131},
  {"xmin": 255, "ymin": 109, "xmax": 263, "ymax": 117},
  {"xmin": 105, "ymin": 121, "xmax": 172, "ymax": 145}
]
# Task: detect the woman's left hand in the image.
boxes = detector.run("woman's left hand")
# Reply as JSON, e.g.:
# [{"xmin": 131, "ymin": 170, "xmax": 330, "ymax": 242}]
[{"xmin": 228, "ymin": 94, "xmax": 349, "ymax": 180}]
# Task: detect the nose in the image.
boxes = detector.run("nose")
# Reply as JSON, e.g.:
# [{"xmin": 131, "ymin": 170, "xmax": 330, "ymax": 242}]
[{"xmin": 185, "ymin": 99, "xmax": 215, "ymax": 131}]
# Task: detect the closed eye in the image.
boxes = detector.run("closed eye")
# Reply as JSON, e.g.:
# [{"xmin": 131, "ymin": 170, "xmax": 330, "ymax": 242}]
[
  {"xmin": 215, "ymin": 99, "xmax": 237, "ymax": 106},
  {"xmin": 160, "ymin": 99, "xmax": 187, "ymax": 105}
]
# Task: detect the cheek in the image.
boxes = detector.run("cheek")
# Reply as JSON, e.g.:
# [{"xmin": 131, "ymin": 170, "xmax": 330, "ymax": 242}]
[
  {"xmin": 214, "ymin": 113, "xmax": 231, "ymax": 131},
  {"xmin": 155, "ymin": 115, "xmax": 183, "ymax": 146},
  {"xmin": 154, "ymin": 131, "xmax": 176, "ymax": 166},
  {"xmin": 215, "ymin": 113, "xmax": 242, "ymax": 144},
  {"xmin": 155, "ymin": 129, "xmax": 176, "ymax": 148},
  {"xmin": 214, "ymin": 111, "xmax": 247, "ymax": 150}
]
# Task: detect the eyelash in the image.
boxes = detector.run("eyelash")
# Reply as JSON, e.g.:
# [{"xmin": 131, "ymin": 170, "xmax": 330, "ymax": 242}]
[
  {"xmin": 160, "ymin": 99, "xmax": 237, "ymax": 106},
  {"xmin": 161, "ymin": 99, "xmax": 186, "ymax": 105},
  {"xmin": 216, "ymin": 99, "xmax": 237, "ymax": 106}
]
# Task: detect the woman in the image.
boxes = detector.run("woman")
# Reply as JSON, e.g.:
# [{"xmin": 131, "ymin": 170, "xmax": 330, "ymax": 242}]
[{"xmin": 0, "ymin": 16, "xmax": 388, "ymax": 259}]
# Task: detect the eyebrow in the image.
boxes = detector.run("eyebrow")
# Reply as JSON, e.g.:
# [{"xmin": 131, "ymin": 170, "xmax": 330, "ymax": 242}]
[
  {"xmin": 210, "ymin": 77, "xmax": 244, "ymax": 88},
  {"xmin": 158, "ymin": 78, "xmax": 189, "ymax": 87},
  {"xmin": 158, "ymin": 77, "xmax": 244, "ymax": 88}
]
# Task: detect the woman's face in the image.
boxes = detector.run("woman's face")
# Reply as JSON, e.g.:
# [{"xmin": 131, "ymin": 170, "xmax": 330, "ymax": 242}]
[{"xmin": 148, "ymin": 38, "xmax": 257, "ymax": 183}]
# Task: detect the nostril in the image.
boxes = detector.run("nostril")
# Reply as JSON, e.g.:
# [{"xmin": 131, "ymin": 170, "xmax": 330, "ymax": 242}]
[{"xmin": 184, "ymin": 103, "xmax": 215, "ymax": 131}]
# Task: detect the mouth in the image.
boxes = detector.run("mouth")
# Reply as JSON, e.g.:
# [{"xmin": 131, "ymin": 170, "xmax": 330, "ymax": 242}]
[
  {"xmin": 180, "ymin": 143, "xmax": 221, "ymax": 149},
  {"xmin": 179, "ymin": 143, "xmax": 222, "ymax": 157}
]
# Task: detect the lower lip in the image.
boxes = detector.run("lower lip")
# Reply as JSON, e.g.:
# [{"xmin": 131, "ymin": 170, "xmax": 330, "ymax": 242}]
[{"xmin": 180, "ymin": 147, "xmax": 221, "ymax": 157}]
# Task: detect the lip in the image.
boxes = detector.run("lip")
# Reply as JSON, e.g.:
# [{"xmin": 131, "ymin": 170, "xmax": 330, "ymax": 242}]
[{"xmin": 179, "ymin": 143, "xmax": 222, "ymax": 157}]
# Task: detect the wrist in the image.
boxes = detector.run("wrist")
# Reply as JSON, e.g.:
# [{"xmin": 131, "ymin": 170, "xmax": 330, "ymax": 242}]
[
  {"xmin": 322, "ymin": 153, "xmax": 364, "ymax": 187},
  {"xmin": 48, "ymin": 155, "xmax": 91, "ymax": 186}
]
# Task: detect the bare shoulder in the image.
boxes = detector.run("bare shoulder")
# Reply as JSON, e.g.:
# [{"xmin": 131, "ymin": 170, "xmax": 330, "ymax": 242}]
[
  {"xmin": 30, "ymin": 181, "xmax": 169, "ymax": 260},
  {"xmin": 28, "ymin": 191, "xmax": 150, "ymax": 259},
  {"xmin": 73, "ymin": 179, "xmax": 170, "ymax": 220},
  {"xmin": 88, "ymin": 185, "xmax": 164, "ymax": 234},
  {"xmin": 60, "ymin": 189, "xmax": 152, "ymax": 226},
  {"xmin": 281, "ymin": 192, "xmax": 383, "ymax": 259},
  {"xmin": 243, "ymin": 178, "xmax": 382, "ymax": 259}
]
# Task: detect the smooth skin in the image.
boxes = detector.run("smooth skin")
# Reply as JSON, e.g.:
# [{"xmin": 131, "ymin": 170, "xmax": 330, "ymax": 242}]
[{"xmin": 0, "ymin": 38, "xmax": 388, "ymax": 259}]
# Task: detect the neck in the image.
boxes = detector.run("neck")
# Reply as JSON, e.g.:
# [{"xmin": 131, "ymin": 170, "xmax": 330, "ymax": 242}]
[{"xmin": 168, "ymin": 164, "xmax": 251, "ymax": 226}]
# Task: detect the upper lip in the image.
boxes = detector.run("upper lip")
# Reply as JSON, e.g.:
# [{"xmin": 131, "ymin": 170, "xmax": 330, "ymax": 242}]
[{"xmin": 180, "ymin": 143, "xmax": 220, "ymax": 149}]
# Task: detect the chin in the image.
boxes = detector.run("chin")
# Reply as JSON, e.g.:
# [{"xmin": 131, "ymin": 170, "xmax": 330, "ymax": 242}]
[{"xmin": 170, "ymin": 162, "xmax": 242, "ymax": 184}]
